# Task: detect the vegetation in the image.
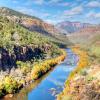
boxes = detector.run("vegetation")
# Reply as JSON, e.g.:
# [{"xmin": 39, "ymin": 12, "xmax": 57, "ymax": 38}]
[
  {"xmin": 58, "ymin": 39, "xmax": 100, "ymax": 100},
  {"xmin": 0, "ymin": 16, "xmax": 51, "ymax": 50},
  {"xmin": 0, "ymin": 15, "xmax": 67, "ymax": 97},
  {"xmin": 31, "ymin": 49, "xmax": 66, "ymax": 79},
  {"xmin": 0, "ymin": 76, "xmax": 20, "ymax": 97},
  {"xmin": 0, "ymin": 49, "xmax": 66, "ymax": 97},
  {"xmin": 0, "ymin": 16, "xmax": 64, "ymax": 69}
]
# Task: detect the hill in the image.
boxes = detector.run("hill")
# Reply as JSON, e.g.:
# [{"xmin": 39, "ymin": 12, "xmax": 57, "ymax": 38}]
[
  {"xmin": 56, "ymin": 21, "xmax": 92, "ymax": 34},
  {"xmin": 0, "ymin": 7, "xmax": 59, "ymax": 36},
  {"xmin": 0, "ymin": 7, "xmax": 70, "ymax": 45},
  {"xmin": 68, "ymin": 26, "xmax": 100, "ymax": 44},
  {"xmin": 68, "ymin": 25, "xmax": 100, "ymax": 61},
  {"xmin": 0, "ymin": 7, "xmax": 41, "ymax": 20},
  {"xmin": 0, "ymin": 15, "xmax": 64, "ymax": 71}
]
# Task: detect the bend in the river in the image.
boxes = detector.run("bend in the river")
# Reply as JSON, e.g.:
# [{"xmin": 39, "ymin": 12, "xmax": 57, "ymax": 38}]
[{"xmin": 5, "ymin": 48, "xmax": 79, "ymax": 100}]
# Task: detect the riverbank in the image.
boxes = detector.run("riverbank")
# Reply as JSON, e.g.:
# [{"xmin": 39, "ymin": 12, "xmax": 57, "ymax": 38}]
[
  {"xmin": 57, "ymin": 47, "xmax": 100, "ymax": 100},
  {"xmin": 5, "ymin": 48, "xmax": 77, "ymax": 100},
  {"xmin": 0, "ymin": 49, "xmax": 66, "ymax": 98}
]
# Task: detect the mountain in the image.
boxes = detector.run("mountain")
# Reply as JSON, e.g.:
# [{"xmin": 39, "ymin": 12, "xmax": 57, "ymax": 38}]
[
  {"xmin": 0, "ymin": 14, "xmax": 65, "ymax": 70},
  {"xmin": 0, "ymin": 7, "xmax": 60, "ymax": 36},
  {"xmin": 0, "ymin": 7, "xmax": 41, "ymax": 20},
  {"xmin": 56, "ymin": 21, "xmax": 92, "ymax": 34},
  {"xmin": 0, "ymin": 7, "xmax": 72, "ymax": 70},
  {"xmin": 1, "ymin": 7, "xmax": 72, "ymax": 46},
  {"xmin": 68, "ymin": 26, "xmax": 100, "ymax": 44}
]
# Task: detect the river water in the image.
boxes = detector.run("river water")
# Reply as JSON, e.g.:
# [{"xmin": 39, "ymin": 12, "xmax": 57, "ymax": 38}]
[{"xmin": 5, "ymin": 48, "xmax": 79, "ymax": 100}]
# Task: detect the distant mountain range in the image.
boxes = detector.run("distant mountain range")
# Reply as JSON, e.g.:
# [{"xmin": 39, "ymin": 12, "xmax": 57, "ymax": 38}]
[
  {"xmin": 68, "ymin": 25, "xmax": 100, "ymax": 44},
  {"xmin": 56, "ymin": 21, "xmax": 93, "ymax": 34}
]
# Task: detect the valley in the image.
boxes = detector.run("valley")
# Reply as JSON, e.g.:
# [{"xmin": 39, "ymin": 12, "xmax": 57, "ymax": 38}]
[{"xmin": 0, "ymin": 4, "xmax": 100, "ymax": 100}]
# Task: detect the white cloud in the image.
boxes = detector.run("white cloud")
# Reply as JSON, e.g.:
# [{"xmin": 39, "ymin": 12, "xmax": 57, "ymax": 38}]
[
  {"xmin": 16, "ymin": 7, "xmax": 51, "ymax": 19},
  {"xmin": 17, "ymin": 7, "xmax": 35, "ymax": 15},
  {"xmin": 49, "ymin": 0, "xmax": 70, "ymax": 6},
  {"xmin": 13, "ymin": 0, "xmax": 100, "ymax": 24},
  {"xmin": 57, "ymin": 2, "xmax": 69, "ymax": 6},
  {"xmin": 86, "ymin": 11, "xmax": 100, "ymax": 19},
  {"xmin": 12, "ymin": 0, "xmax": 18, "ymax": 4},
  {"xmin": 44, "ymin": 19, "xmax": 54, "ymax": 24},
  {"xmin": 44, "ymin": 19, "xmax": 57, "ymax": 24},
  {"xmin": 64, "ymin": 6, "xmax": 83, "ymax": 17},
  {"xmin": 95, "ymin": 13, "xmax": 100, "ymax": 18},
  {"xmin": 42, "ymin": 13, "xmax": 50, "ymax": 17},
  {"xmin": 49, "ymin": 0, "xmax": 62, "ymax": 3},
  {"xmin": 31, "ymin": 0, "xmax": 69, "ymax": 6},
  {"xmin": 87, "ymin": 1, "xmax": 100, "ymax": 8},
  {"xmin": 33, "ymin": 0, "xmax": 44, "ymax": 5}
]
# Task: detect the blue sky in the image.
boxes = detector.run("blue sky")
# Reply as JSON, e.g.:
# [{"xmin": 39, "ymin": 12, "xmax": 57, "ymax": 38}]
[{"xmin": 0, "ymin": 0, "xmax": 100, "ymax": 24}]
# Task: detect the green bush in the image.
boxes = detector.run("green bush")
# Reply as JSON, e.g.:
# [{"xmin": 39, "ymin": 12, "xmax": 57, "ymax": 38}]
[
  {"xmin": 86, "ymin": 75, "xmax": 96, "ymax": 83},
  {"xmin": 79, "ymin": 68, "xmax": 88, "ymax": 76},
  {"xmin": 0, "ymin": 82, "xmax": 4, "ymax": 97},
  {"xmin": 4, "ymin": 76, "xmax": 19, "ymax": 93}
]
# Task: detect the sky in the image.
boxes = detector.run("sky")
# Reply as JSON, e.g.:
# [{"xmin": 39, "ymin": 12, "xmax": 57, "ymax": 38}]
[{"xmin": 0, "ymin": 0, "xmax": 100, "ymax": 24}]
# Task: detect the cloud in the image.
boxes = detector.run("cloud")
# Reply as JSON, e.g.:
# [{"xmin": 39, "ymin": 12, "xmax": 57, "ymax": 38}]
[
  {"xmin": 86, "ymin": 11, "xmax": 100, "ymax": 19},
  {"xmin": 56, "ymin": 2, "xmax": 69, "ymax": 6},
  {"xmin": 49, "ymin": 0, "xmax": 70, "ymax": 6},
  {"xmin": 12, "ymin": 0, "xmax": 18, "ymax": 4},
  {"xmin": 42, "ymin": 13, "xmax": 50, "ymax": 17},
  {"xmin": 44, "ymin": 5, "xmax": 84, "ymax": 24},
  {"xmin": 31, "ymin": 0, "xmax": 69, "ymax": 6},
  {"xmin": 49, "ymin": 0, "xmax": 62, "ymax": 3},
  {"xmin": 95, "ymin": 13, "xmax": 100, "ymax": 18},
  {"xmin": 44, "ymin": 19, "xmax": 57, "ymax": 24},
  {"xmin": 87, "ymin": 1, "xmax": 100, "ymax": 8},
  {"xmin": 64, "ymin": 6, "xmax": 83, "ymax": 17},
  {"xmin": 16, "ymin": 7, "xmax": 51, "ymax": 19},
  {"xmin": 17, "ymin": 7, "xmax": 35, "ymax": 15},
  {"xmin": 33, "ymin": 0, "xmax": 44, "ymax": 5},
  {"xmin": 12, "ymin": 0, "xmax": 100, "ymax": 24}
]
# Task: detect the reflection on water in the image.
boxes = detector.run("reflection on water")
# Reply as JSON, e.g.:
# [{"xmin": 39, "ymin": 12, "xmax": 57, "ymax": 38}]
[{"xmin": 4, "ymin": 48, "xmax": 78, "ymax": 100}]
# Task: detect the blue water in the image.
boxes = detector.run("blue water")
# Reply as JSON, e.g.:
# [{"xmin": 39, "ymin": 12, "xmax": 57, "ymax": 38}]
[{"xmin": 9, "ymin": 48, "xmax": 79, "ymax": 100}]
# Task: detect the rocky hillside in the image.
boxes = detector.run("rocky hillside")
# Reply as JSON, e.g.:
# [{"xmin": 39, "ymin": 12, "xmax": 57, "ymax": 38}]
[
  {"xmin": 0, "ymin": 7, "xmax": 71, "ymax": 45},
  {"xmin": 0, "ymin": 15, "xmax": 63, "ymax": 71},
  {"xmin": 0, "ymin": 7, "xmax": 59, "ymax": 36},
  {"xmin": 56, "ymin": 21, "xmax": 92, "ymax": 34}
]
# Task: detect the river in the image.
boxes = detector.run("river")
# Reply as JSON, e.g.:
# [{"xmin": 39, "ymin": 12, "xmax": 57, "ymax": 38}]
[{"xmin": 4, "ymin": 48, "xmax": 79, "ymax": 100}]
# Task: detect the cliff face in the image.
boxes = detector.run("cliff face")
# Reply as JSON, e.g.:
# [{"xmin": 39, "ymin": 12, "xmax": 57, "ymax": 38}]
[{"xmin": 0, "ymin": 44, "xmax": 52, "ymax": 71}]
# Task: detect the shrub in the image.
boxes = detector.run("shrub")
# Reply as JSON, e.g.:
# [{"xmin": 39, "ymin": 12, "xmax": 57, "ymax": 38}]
[
  {"xmin": 4, "ymin": 76, "xmax": 19, "ymax": 93},
  {"xmin": 31, "ymin": 50, "xmax": 66, "ymax": 80},
  {"xmin": 79, "ymin": 69, "xmax": 88, "ymax": 76},
  {"xmin": 86, "ymin": 75, "xmax": 96, "ymax": 83},
  {"xmin": 0, "ymin": 82, "xmax": 4, "ymax": 97}
]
